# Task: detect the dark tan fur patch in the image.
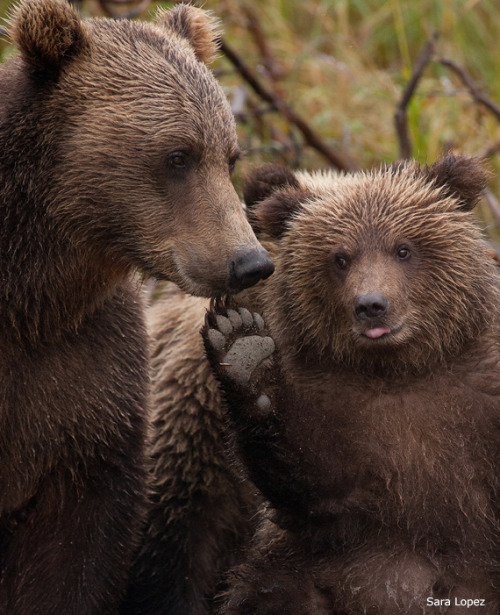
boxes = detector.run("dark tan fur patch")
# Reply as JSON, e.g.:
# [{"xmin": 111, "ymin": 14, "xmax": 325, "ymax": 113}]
[
  {"xmin": 7, "ymin": 0, "xmax": 87, "ymax": 71},
  {"xmin": 251, "ymin": 188, "xmax": 310, "ymax": 239},
  {"xmin": 243, "ymin": 164, "xmax": 300, "ymax": 208},
  {"xmin": 425, "ymin": 154, "xmax": 487, "ymax": 211},
  {"xmin": 155, "ymin": 4, "xmax": 221, "ymax": 65}
]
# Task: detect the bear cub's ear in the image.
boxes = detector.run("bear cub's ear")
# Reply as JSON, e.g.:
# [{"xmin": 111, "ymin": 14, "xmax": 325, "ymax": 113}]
[
  {"xmin": 426, "ymin": 155, "xmax": 487, "ymax": 212},
  {"xmin": 243, "ymin": 165, "xmax": 307, "ymax": 239},
  {"xmin": 156, "ymin": 5, "xmax": 221, "ymax": 65},
  {"xmin": 7, "ymin": 0, "xmax": 87, "ymax": 73},
  {"xmin": 243, "ymin": 165, "xmax": 300, "ymax": 208}
]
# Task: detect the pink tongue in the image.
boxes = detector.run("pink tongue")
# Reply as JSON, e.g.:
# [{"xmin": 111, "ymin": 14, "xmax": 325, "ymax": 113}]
[{"xmin": 364, "ymin": 327, "xmax": 391, "ymax": 339}]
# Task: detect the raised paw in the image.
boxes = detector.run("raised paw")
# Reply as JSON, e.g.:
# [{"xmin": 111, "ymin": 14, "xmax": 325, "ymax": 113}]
[{"xmin": 203, "ymin": 302, "xmax": 275, "ymax": 389}]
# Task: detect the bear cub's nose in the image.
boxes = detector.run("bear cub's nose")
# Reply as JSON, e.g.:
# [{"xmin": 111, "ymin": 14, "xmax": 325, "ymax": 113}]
[
  {"xmin": 355, "ymin": 293, "xmax": 388, "ymax": 320},
  {"xmin": 229, "ymin": 248, "xmax": 275, "ymax": 293}
]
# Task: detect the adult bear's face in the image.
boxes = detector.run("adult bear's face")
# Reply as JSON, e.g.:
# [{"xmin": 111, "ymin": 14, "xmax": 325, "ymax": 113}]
[{"xmin": 9, "ymin": 1, "xmax": 273, "ymax": 297}]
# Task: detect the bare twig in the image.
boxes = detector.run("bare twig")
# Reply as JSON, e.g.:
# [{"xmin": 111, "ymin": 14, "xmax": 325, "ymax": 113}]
[
  {"xmin": 439, "ymin": 57, "xmax": 500, "ymax": 123},
  {"xmin": 239, "ymin": 95, "xmax": 302, "ymax": 164},
  {"xmin": 477, "ymin": 139, "xmax": 500, "ymax": 160},
  {"xmin": 395, "ymin": 30, "xmax": 440, "ymax": 159},
  {"xmin": 220, "ymin": 39, "xmax": 356, "ymax": 171},
  {"xmin": 97, "ymin": 0, "xmax": 151, "ymax": 19},
  {"xmin": 242, "ymin": 5, "xmax": 285, "ymax": 83},
  {"xmin": 483, "ymin": 188, "xmax": 500, "ymax": 223}
]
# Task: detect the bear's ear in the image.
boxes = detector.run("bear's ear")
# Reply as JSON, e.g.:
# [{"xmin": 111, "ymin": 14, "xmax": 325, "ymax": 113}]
[
  {"xmin": 250, "ymin": 189, "xmax": 307, "ymax": 239},
  {"xmin": 425, "ymin": 155, "xmax": 487, "ymax": 212},
  {"xmin": 156, "ymin": 5, "xmax": 221, "ymax": 65},
  {"xmin": 243, "ymin": 165, "xmax": 300, "ymax": 209},
  {"xmin": 6, "ymin": 0, "xmax": 87, "ymax": 73},
  {"xmin": 243, "ymin": 165, "xmax": 306, "ymax": 238}
]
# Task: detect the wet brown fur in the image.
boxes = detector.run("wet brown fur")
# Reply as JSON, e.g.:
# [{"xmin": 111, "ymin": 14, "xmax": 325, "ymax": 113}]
[
  {"xmin": 254, "ymin": 158, "xmax": 495, "ymax": 375},
  {"xmin": 123, "ymin": 288, "xmax": 260, "ymax": 615},
  {"xmin": 212, "ymin": 156, "xmax": 500, "ymax": 614},
  {"xmin": 0, "ymin": 1, "xmax": 265, "ymax": 612},
  {"xmin": 147, "ymin": 156, "xmax": 500, "ymax": 614}
]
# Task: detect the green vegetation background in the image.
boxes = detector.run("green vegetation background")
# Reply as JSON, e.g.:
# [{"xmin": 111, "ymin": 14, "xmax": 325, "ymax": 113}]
[{"xmin": 2, "ymin": 0, "xmax": 500, "ymax": 237}]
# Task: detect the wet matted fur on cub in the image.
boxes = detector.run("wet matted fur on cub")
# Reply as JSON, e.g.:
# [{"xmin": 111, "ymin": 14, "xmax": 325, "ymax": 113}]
[{"xmin": 203, "ymin": 156, "xmax": 500, "ymax": 614}]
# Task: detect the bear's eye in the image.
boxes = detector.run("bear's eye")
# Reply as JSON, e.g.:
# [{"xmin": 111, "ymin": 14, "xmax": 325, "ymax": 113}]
[
  {"xmin": 334, "ymin": 253, "xmax": 349, "ymax": 270},
  {"xmin": 229, "ymin": 151, "xmax": 242, "ymax": 175},
  {"xmin": 396, "ymin": 245, "xmax": 411, "ymax": 260},
  {"xmin": 167, "ymin": 151, "xmax": 189, "ymax": 169}
]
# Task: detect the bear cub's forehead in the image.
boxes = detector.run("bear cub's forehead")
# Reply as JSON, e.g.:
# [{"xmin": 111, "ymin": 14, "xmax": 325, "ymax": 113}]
[
  {"xmin": 296, "ymin": 168, "xmax": 462, "ymax": 221},
  {"xmin": 282, "ymin": 167, "xmax": 480, "ymax": 253}
]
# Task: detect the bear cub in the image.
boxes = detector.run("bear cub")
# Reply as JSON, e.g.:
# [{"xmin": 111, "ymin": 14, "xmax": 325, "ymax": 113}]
[{"xmin": 204, "ymin": 156, "xmax": 500, "ymax": 614}]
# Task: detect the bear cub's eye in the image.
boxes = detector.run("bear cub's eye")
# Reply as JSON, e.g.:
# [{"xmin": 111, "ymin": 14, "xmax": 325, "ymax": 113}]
[
  {"xmin": 334, "ymin": 253, "xmax": 350, "ymax": 270},
  {"xmin": 396, "ymin": 245, "xmax": 411, "ymax": 260}
]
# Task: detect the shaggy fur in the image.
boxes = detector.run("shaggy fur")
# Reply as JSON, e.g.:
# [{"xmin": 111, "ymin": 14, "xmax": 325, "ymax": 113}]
[
  {"xmin": 123, "ymin": 287, "xmax": 260, "ymax": 615},
  {"xmin": 144, "ymin": 156, "xmax": 500, "ymax": 614},
  {"xmin": 0, "ymin": 1, "xmax": 271, "ymax": 612},
  {"xmin": 202, "ymin": 156, "xmax": 500, "ymax": 614}
]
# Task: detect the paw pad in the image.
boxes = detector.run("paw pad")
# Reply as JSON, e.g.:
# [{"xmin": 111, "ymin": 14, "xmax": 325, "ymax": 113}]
[
  {"xmin": 256, "ymin": 394, "xmax": 271, "ymax": 414},
  {"xmin": 226, "ymin": 309, "xmax": 243, "ymax": 328},
  {"xmin": 207, "ymin": 328, "xmax": 226, "ymax": 351},
  {"xmin": 222, "ymin": 336, "xmax": 275, "ymax": 384},
  {"xmin": 215, "ymin": 315, "xmax": 233, "ymax": 336},
  {"xmin": 206, "ymin": 306, "xmax": 275, "ymax": 386}
]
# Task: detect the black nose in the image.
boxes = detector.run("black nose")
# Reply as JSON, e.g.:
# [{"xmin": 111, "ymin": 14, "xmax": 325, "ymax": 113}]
[
  {"xmin": 229, "ymin": 248, "xmax": 275, "ymax": 293},
  {"xmin": 355, "ymin": 293, "xmax": 388, "ymax": 320}
]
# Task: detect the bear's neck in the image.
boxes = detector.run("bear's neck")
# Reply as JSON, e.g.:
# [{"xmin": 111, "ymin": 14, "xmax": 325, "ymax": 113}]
[
  {"xmin": 278, "ymin": 329, "xmax": 496, "ymax": 383},
  {"xmin": 0, "ymin": 72, "xmax": 129, "ymax": 347},
  {"xmin": 0, "ymin": 206, "xmax": 127, "ymax": 346}
]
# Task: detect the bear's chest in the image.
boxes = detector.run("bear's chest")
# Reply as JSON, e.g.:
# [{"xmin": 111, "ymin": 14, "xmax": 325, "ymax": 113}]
[
  {"xmin": 282, "ymin": 370, "xmax": 499, "ymax": 520},
  {"xmin": 0, "ymin": 293, "xmax": 148, "ymax": 512}
]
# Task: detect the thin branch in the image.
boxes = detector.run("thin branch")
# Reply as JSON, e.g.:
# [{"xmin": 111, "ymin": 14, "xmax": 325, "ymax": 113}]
[
  {"xmin": 242, "ymin": 5, "xmax": 284, "ymax": 83},
  {"xmin": 477, "ymin": 139, "xmax": 500, "ymax": 160},
  {"xmin": 439, "ymin": 57, "xmax": 500, "ymax": 123},
  {"xmin": 395, "ymin": 30, "xmax": 440, "ymax": 159},
  {"xmin": 483, "ymin": 188, "xmax": 500, "ymax": 223},
  {"xmin": 97, "ymin": 0, "xmax": 151, "ymax": 19},
  {"xmin": 238, "ymin": 95, "xmax": 302, "ymax": 164},
  {"xmin": 220, "ymin": 40, "xmax": 356, "ymax": 171}
]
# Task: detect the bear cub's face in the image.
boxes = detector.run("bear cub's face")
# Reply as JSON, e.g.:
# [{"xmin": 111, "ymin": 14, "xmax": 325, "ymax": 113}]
[{"xmin": 245, "ymin": 157, "xmax": 498, "ymax": 372}]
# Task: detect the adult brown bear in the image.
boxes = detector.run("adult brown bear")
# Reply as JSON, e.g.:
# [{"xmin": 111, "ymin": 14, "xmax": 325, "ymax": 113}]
[{"xmin": 0, "ymin": 1, "xmax": 272, "ymax": 613}]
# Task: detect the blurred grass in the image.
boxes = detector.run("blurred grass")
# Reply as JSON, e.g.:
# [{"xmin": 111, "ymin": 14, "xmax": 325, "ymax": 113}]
[{"xmin": 1, "ymin": 0, "xmax": 500, "ymax": 235}]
